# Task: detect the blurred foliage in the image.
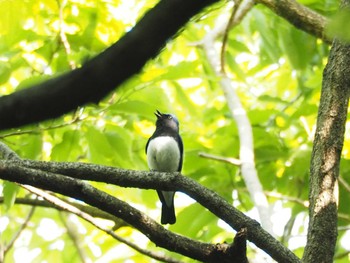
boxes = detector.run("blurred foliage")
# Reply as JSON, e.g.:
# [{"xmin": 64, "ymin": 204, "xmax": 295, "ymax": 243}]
[
  {"xmin": 326, "ymin": 8, "xmax": 350, "ymax": 42},
  {"xmin": 0, "ymin": 0, "xmax": 349, "ymax": 262}
]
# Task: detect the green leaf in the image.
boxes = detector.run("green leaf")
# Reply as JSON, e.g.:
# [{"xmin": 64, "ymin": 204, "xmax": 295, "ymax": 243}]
[
  {"xmin": 253, "ymin": 9, "xmax": 281, "ymax": 63},
  {"xmin": 155, "ymin": 61, "xmax": 199, "ymax": 80},
  {"xmin": 0, "ymin": 62, "xmax": 11, "ymax": 85},
  {"xmin": 2, "ymin": 181, "xmax": 19, "ymax": 210},
  {"xmin": 171, "ymin": 203, "xmax": 222, "ymax": 241},
  {"xmin": 109, "ymin": 100, "xmax": 156, "ymax": 119},
  {"xmin": 258, "ymin": 95, "xmax": 288, "ymax": 104},
  {"xmin": 173, "ymin": 82, "xmax": 198, "ymax": 114},
  {"xmin": 326, "ymin": 9, "xmax": 350, "ymax": 42},
  {"xmin": 85, "ymin": 126, "xmax": 116, "ymax": 165},
  {"xmin": 16, "ymin": 75, "xmax": 53, "ymax": 91},
  {"xmin": 279, "ymin": 26, "xmax": 316, "ymax": 69},
  {"xmin": 51, "ymin": 130, "xmax": 81, "ymax": 162},
  {"xmin": 104, "ymin": 126, "xmax": 133, "ymax": 168},
  {"xmin": 248, "ymin": 108, "xmax": 279, "ymax": 125}
]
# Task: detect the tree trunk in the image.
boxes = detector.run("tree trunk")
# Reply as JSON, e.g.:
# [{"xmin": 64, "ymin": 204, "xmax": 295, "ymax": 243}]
[{"xmin": 303, "ymin": 1, "xmax": 350, "ymax": 261}]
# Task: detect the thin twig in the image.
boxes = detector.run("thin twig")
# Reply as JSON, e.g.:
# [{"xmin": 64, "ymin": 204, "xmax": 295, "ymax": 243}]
[
  {"xmin": 3, "ymin": 203, "xmax": 36, "ymax": 257},
  {"xmin": 59, "ymin": 213, "xmax": 90, "ymax": 263},
  {"xmin": 339, "ymin": 176, "xmax": 350, "ymax": 193},
  {"xmin": 198, "ymin": 152, "xmax": 242, "ymax": 166},
  {"xmin": 0, "ymin": 114, "xmax": 83, "ymax": 139},
  {"xmin": 261, "ymin": 190, "xmax": 350, "ymax": 223},
  {"xmin": 21, "ymin": 185, "xmax": 183, "ymax": 263},
  {"xmin": 334, "ymin": 250, "xmax": 350, "ymax": 260},
  {"xmin": 56, "ymin": 0, "xmax": 76, "ymax": 69},
  {"xmin": 263, "ymin": 191, "xmax": 309, "ymax": 207},
  {"xmin": 0, "ymin": 197, "xmax": 122, "ymax": 224},
  {"xmin": 220, "ymin": 0, "xmax": 242, "ymax": 74}
]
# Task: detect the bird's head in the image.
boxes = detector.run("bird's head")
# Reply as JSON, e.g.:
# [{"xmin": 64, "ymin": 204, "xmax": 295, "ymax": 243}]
[{"xmin": 155, "ymin": 110, "xmax": 179, "ymax": 132}]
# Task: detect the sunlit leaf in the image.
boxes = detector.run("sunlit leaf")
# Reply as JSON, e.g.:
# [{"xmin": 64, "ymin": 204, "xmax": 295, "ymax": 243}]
[
  {"xmin": 2, "ymin": 181, "xmax": 19, "ymax": 210},
  {"xmin": 326, "ymin": 9, "xmax": 350, "ymax": 42}
]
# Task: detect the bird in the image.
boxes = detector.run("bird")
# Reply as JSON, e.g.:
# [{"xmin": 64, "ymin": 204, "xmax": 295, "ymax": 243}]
[{"xmin": 145, "ymin": 110, "xmax": 183, "ymax": 224}]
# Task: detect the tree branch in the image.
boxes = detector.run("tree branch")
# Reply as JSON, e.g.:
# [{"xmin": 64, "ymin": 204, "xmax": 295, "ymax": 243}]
[
  {"xmin": 56, "ymin": 0, "xmax": 76, "ymax": 69},
  {"xmin": 0, "ymin": 141, "xmax": 21, "ymax": 161},
  {"xmin": 0, "ymin": 160, "xmax": 241, "ymax": 262},
  {"xmin": 199, "ymin": 152, "xmax": 242, "ymax": 166},
  {"xmin": 0, "ymin": 0, "xmax": 219, "ymax": 131},
  {"xmin": 0, "ymin": 0, "xmax": 332, "ymax": 131},
  {"xmin": 339, "ymin": 176, "xmax": 350, "ymax": 193},
  {"xmin": 257, "ymin": 0, "xmax": 331, "ymax": 44},
  {"xmin": 0, "ymin": 159, "xmax": 300, "ymax": 263},
  {"xmin": 303, "ymin": 1, "xmax": 350, "ymax": 261}
]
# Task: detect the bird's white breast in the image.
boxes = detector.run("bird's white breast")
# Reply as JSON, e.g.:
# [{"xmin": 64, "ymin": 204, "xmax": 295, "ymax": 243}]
[{"xmin": 147, "ymin": 136, "xmax": 180, "ymax": 172}]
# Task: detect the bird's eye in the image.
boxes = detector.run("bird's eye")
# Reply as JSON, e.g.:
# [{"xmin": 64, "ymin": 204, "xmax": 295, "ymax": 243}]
[{"xmin": 168, "ymin": 116, "xmax": 172, "ymax": 119}]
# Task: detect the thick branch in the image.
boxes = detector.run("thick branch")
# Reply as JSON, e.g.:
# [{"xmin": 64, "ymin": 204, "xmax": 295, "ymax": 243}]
[
  {"xmin": 0, "ymin": 0, "xmax": 219, "ymax": 130},
  {"xmin": 257, "ymin": 0, "xmax": 331, "ymax": 43},
  {"xmin": 0, "ymin": 0, "xmax": 332, "ymax": 131},
  {"xmin": 0, "ymin": 161, "xmax": 241, "ymax": 263},
  {"xmin": 303, "ymin": 2, "xmax": 350, "ymax": 261},
  {"xmin": 11, "ymin": 159, "xmax": 300, "ymax": 263}
]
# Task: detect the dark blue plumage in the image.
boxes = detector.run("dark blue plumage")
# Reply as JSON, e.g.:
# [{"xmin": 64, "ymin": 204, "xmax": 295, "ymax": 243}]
[{"xmin": 146, "ymin": 110, "xmax": 183, "ymax": 224}]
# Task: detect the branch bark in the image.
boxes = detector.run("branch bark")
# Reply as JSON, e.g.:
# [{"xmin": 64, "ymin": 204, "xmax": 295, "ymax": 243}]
[
  {"xmin": 0, "ymin": 161, "xmax": 232, "ymax": 262},
  {"xmin": 0, "ymin": 0, "xmax": 219, "ymax": 130},
  {"xmin": 0, "ymin": 159, "xmax": 300, "ymax": 263},
  {"xmin": 0, "ymin": 0, "xmax": 332, "ymax": 131},
  {"xmin": 303, "ymin": 1, "xmax": 350, "ymax": 262},
  {"xmin": 257, "ymin": 0, "xmax": 331, "ymax": 43}
]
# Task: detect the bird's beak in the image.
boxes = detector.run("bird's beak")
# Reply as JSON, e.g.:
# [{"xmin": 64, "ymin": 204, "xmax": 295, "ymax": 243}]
[{"xmin": 155, "ymin": 110, "xmax": 163, "ymax": 119}]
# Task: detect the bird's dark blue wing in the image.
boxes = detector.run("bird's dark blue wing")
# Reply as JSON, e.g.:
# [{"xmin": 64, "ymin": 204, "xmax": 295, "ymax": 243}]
[
  {"xmin": 145, "ymin": 137, "xmax": 151, "ymax": 154},
  {"xmin": 176, "ymin": 134, "xmax": 183, "ymax": 172}
]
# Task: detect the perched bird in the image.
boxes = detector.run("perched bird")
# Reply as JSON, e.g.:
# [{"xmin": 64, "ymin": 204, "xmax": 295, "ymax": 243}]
[{"xmin": 146, "ymin": 110, "xmax": 183, "ymax": 224}]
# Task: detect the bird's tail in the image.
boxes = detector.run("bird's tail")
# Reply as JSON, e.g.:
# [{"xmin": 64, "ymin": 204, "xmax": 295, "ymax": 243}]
[
  {"xmin": 161, "ymin": 202, "xmax": 176, "ymax": 225},
  {"xmin": 157, "ymin": 191, "xmax": 176, "ymax": 224}
]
